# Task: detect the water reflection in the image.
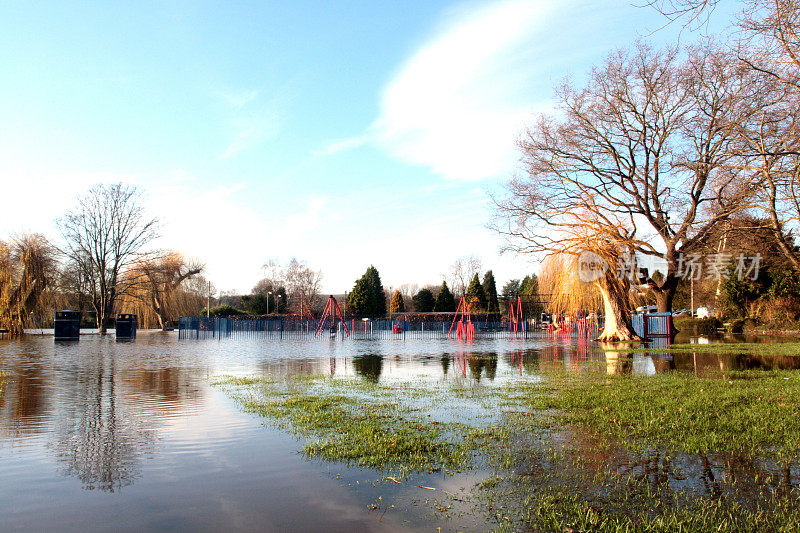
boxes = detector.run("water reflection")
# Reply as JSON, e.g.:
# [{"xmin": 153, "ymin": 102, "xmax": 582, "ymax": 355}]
[
  {"xmin": 0, "ymin": 363, "xmax": 48, "ymax": 438},
  {"xmin": 1, "ymin": 333, "xmax": 799, "ymax": 504},
  {"xmin": 534, "ymin": 424, "xmax": 800, "ymax": 507},
  {"xmin": 352, "ymin": 354, "xmax": 383, "ymax": 382},
  {"xmin": 468, "ymin": 354, "xmax": 498, "ymax": 381}
]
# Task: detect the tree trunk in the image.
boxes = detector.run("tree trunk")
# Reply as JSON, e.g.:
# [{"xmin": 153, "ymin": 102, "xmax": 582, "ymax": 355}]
[
  {"xmin": 654, "ymin": 277, "xmax": 677, "ymax": 313},
  {"xmin": 594, "ymin": 271, "xmax": 640, "ymax": 342}
]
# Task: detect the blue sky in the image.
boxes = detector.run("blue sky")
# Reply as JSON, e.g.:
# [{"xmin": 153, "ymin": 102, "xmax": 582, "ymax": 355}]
[{"xmin": 0, "ymin": 0, "xmax": 737, "ymax": 294}]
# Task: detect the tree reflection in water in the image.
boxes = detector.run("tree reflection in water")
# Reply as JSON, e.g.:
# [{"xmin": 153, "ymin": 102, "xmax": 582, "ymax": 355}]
[
  {"xmin": 42, "ymin": 354, "xmax": 201, "ymax": 492},
  {"xmin": 352, "ymin": 354, "xmax": 383, "ymax": 383}
]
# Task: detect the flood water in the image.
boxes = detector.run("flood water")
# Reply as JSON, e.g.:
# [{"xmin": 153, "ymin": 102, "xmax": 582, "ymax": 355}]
[{"xmin": 0, "ymin": 332, "xmax": 797, "ymax": 531}]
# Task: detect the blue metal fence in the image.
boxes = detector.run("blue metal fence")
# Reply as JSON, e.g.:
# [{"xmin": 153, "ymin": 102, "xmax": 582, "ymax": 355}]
[{"xmin": 177, "ymin": 316, "xmax": 533, "ymax": 340}]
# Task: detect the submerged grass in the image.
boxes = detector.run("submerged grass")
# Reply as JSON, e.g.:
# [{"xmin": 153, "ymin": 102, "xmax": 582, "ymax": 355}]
[
  {"xmin": 219, "ymin": 369, "xmax": 800, "ymax": 531},
  {"xmin": 221, "ymin": 376, "xmax": 497, "ymax": 476}
]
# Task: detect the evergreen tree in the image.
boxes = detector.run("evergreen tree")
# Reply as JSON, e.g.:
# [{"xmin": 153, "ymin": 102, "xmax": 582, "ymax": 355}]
[
  {"xmin": 412, "ymin": 288, "xmax": 435, "ymax": 312},
  {"xmin": 465, "ymin": 273, "xmax": 487, "ymax": 311},
  {"xmin": 348, "ymin": 275, "xmax": 370, "ymax": 315},
  {"xmin": 366, "ymin": 265, "xmax": 387, "ymax": 315},
  {"xmin": 390, "ymin": 289, "xmax": 405, "ymax": 313},
  {"xmin": 348, "ymin": 265, "xmax": 387, "ymax": 315},
  {"xmin": 482, "ymin": 270, "xmax": 500, "ymax": 312},
  {"xmin": 433, "ymin": 281, "xmax": 456, "ymax": 312},
  {"xmin": 519, "ymin": 274, "xmax": 543, "ymax": 316}
]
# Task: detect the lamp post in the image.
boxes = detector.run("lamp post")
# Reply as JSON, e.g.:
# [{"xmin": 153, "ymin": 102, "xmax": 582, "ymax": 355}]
[{"xmin": 268, "ymin": 291, "xmax": 272, "ymax": 315}]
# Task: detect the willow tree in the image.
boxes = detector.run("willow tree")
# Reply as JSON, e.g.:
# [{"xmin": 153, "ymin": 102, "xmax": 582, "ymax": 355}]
[
  {"xmin": 534, "ymin": 226, "xmax": 641, "ymax": 341},
  {"xmin": 496, "ymin": 42, "xmax": 763, "ymax": 316},
  {"xmin": 60, "ymin": 183, "xmax": 158, "ymax": 333},
  {"xmin": 0, "ymin": 234, "xmax": 58, "ymax": 335},
  {"xmin": 117, "ymin": 252, "xmax": 203, "ymax": 329}
]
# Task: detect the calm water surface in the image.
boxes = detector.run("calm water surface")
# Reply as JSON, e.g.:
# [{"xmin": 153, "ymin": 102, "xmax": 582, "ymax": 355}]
[{"xmin": 0, "ymin": 332, "xmax": 796, "ymax": 531}]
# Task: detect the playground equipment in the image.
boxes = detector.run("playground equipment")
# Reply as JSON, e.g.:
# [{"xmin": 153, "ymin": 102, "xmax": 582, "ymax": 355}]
[
  {"xmin": 507, "ymin": 295, "xmax": 524, "ymax": 337},
  {"xmin": 448, "ymin": 297, "xmax": 476, "ymax": 340},
  {"xmin": 315, "ymin": 295, "xmax": 350, "ymax": 338}
]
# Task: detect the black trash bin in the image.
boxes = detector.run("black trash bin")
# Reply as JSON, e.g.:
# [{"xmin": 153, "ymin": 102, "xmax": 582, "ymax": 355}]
[
  {"xmin": 54, "ymin": 310, "xmax": 80, "ymax": 341},
  {"xmin": 116, "ymin": 313, "xmax": 138, "ymax": 340}
]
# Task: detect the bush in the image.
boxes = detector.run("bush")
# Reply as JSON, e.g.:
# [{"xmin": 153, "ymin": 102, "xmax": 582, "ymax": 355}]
[
  {"xmin": 200, "ymin": 305, "xmax": 248, "ymax": 317},
  {"xmin": 674, "ymin": 317, "xmax": 722, "ymax": 335},
  {"xmin": 729, "ymin": 319, "xmax": 746, "ymax": 334}
]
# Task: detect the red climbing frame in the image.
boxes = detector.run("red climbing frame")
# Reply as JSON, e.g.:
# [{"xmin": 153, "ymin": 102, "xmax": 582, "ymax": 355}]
[
  {"xmin": 508, "ymin": 295, "xmax": 523, "ymax": 337},
  {"xmin": 448, "ymin": 297, "xmax": 475, "ymax": 340},
  {"xmin": 314, "ymin": 295, "xmax": 350, "ymax": 337}
]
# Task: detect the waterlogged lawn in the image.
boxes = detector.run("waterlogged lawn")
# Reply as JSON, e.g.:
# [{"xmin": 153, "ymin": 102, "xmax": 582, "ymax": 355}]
[
  {"xmin": 554, "ymin": 370, "xmax": 800, "ymax": 457},
  {"xmin": 218, "ymin": 366, "xmax": 800, "ymax": 531},
  {"xmin": 637, "ymin": 341, "xmax": 800, "ymax": 356}
]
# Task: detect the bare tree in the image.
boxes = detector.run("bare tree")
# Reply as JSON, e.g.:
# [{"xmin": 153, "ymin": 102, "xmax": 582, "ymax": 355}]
[
  {"xmin": 283, "ymin": 258, "xmax": 322, "ymax": 315},
  {"xmin": 646, "ymin": 0, "xmax": 720, "ymax": 28},
  {"xmin": 59, "ymin": 183, "xmax": 158, "ymax": 333},
  {"xmin": 447, "ymin": 255, "xmax": 482, "ymax": 298},
  {"xmin": 496, "ymin": 42, "xmax": 764, "ymax": 319}
]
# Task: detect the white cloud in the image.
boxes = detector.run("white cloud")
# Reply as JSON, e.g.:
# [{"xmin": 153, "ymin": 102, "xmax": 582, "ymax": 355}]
[
  {"xmin": 326, "ymin": 0, "xmax": 564, "ymax": 181},
  {"xmin": 284, "ymin": 197, "xmax": 329, "ymax": 235}
]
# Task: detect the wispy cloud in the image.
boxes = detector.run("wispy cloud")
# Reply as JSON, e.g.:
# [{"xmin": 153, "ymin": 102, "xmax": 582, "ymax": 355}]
[
  {"xmin": 322, "ymin": 0, "xmax": 564, "ymax": 181},
  {"xmin": 318, "ymin": 135, "xmax": 369, "ymax": 156},
  {"xmin": 215, "ymin": 88, "xmax": 259, "ymax": 109},
  {"xmin": 221, "ymin": 111, "xmax": 280, "ymax": 159}
]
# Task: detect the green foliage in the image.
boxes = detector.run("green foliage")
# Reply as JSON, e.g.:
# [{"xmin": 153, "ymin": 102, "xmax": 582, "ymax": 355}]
[
  {"xmin": 390, "ymin": 289, "xmax": 405, "ymax": 313},
  {"xmin": 433, "ymin": 282, "xmax": 455, "ymax": 312},
  {"xmin": 501, "ymin": 279, "xmax": 521, "ymax": 298},
  {"xmin": 348, "ymin": 265, "xmax": 386, "ymax": 315},
  {"xmin": 519, "ymin": 274, "xmax": 544, "ymax": 316},
  {"xmin": 241, "ymin": 285, "xmax": 288, "ymax": 314},
  {"xmin": 768, "ymin": 268, "xmax": 800, "ymax": 299},
  {"xmin": 200, "ymin": 304, "xmax": 248, "ymax": 317},
  {"xmin": 465, "ymin": 273, "xmax": 487, "ymax": 311},
  {"xmin": 674, "ymin": 316, "xmax": 723, "ymax": 335},
  {"xmin": 412, "ymin": 288, "xmax": 435, "ymax": 312},
  {"xmin": 481, "ymin": 270, "xmax": 499, "ymax": 312}
]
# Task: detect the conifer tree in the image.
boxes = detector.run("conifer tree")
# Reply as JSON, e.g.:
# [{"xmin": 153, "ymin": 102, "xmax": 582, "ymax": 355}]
[
  {"xmin": 412, "ymin": 288, "xmax": 435, "ymax": 312},
  {"xmin": 433, "ymin": 281, "xmax": 456, "ymax": 312},
  {"xmin": 390, "ymin": 289, "xmax": 405, "ymax": 313},
  {"xmin": 465, "ymin": 273, "xmax": 487, "ymax": 311},
  {"xmin": 348, "ymin": 265, "xmax": 387, "ymax": 315},
  {"xmin": 519, "ymin": 274, "xmax": 543, "ymax": 316},
  {"xmin": 482, "ymin": 270, "xmax": 500, "ymax": 313}
]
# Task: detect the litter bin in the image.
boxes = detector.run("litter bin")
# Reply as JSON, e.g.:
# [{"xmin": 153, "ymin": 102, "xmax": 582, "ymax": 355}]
[
  {"xmin": 116, "ymin": 313, "xmax": 138, "ymax": 339},
  {"xmin": 54, "ymin": 310, "xmax": 80, "ymax": 341}
]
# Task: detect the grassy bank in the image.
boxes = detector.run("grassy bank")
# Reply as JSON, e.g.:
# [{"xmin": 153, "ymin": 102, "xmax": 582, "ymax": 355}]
[
  {"xmin": 629, "ymin": 341, "xmax": 800, "ymax": 356},
  {"xmin": 219, "ymin": 369, "xmax": 800, "ymax": 531}
]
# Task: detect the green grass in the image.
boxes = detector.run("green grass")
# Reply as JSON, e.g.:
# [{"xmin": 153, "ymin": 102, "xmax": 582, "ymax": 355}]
[
  {"xmin": 221, "ymin": 376, "xmax": 497, "ymax": 476},
  {"xmin": 619, "ymin": 341, "xmax": 800, "ymax": 356},
  {"xmin": 219, "ymin": 371, "xmax": 800, "ymax": 531},
  {"xmin": 520, "ymin": 488, "xmax": 800, "ymax": 532},
  {"xmin": 505, "ymin": 369, "xmax": 800, "ymax": 457}
]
